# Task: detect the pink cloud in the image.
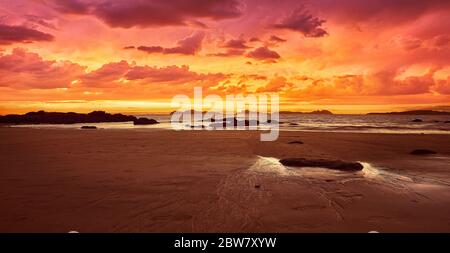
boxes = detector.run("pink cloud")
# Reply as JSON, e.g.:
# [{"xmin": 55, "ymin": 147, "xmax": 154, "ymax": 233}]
[
  {"xmin": 313, "ymin": 0, "xmax": 450, "ymax": 24},
  {"xmin": 245, "ymin": 47, "xmax": 281, "ymax": 61},
  {"xmin": 269, "ymin": 35, "xmax": 287, "ymax": 43},
  {"xmin": 47, "ymin": 0, "xmax": 90, "ymax": 14},
  {"xmin": 81, "ymin": 61, "xmax": 130, "ymax": 87},
  {"xmin": 273, "ymin": 6, "xmax": 328, "ymax": 38},
  {"xmin": 137, "ymin": 32, "xmax": 205, "ymax": 55},
  {"xmin": 222, "ymin": 39, "xmax": 250, "ymax": 49},
  {"xmin": 48, "ymin": 0, "xmax": 242, "ymax": 28},
  {"xmin": 0, "ymin": 24, "xmax": 54, "ymax": 45},
  {"xmin": 126, "ymin": 65, "xmax": 226, "ymax": 84},
  {"xmin": 0, "ymin": 48, "xmax": 227, "ymax": 90},
  {"xmin": 208, "ymin": 49, "xmax": 245, "ymax": 57},
  {"xmin": 0, "ymin": 48, "xmax": 85, "ymax": 89}
]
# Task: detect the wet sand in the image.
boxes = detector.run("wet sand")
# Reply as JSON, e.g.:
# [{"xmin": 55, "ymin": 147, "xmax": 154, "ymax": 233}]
[{"xmin": 1, "ymin": 128, "xmax": 450, "ymax": 232}]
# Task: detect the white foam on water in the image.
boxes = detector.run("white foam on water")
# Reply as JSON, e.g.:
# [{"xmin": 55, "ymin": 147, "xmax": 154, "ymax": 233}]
[
  {"xmin": 248, "ymin": 156, "xmax": 291, "ymax": 175},
  {"xmin": 249, "ymin": 157, "xmax": 450, "ymax": 191},
  {"xmin": 361, "ymin": 162, "xmax": 414, "ymax": 183}
]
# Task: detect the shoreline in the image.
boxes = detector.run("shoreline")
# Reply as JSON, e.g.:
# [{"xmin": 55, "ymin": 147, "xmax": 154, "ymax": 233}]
[
  {"xmin": 1, "ymin": 128, "xmax": 450, "ymax": 232},
  {"xmin": 2, "ymin": 124, "xmax": 450, "ymax": 135}
]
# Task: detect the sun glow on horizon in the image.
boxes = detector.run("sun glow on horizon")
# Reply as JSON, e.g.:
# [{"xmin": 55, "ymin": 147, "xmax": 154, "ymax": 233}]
[{"xmin": 0, "ymin": 0, "xmax": 449, "ymax": 114}]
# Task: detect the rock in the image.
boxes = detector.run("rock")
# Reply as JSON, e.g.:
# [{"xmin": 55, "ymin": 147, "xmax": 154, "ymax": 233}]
[
  {"xmin": 133, "ymin": 118, "xmax": 159, "ymax": 125},
  {"xmin": 410, "ymin": 149, "xmax": 437, "ymax": 155},
  {"xmin": 0, "ymin": 111, "xmax": 137, "ymax": 124},
  {"xmin": 254, "ymin": 185, "xmax": 261, "ymax": 189},
  {"xmin": 210, "ymin": 118, "xmax": 260, "ymax": 128},
  {"xmin": 288, "ymin": 123, "xmax": 299, "ymax": 126},
  {"xmin": 279, "ymin": 158, "xmax": 363, "ymax": 171},
  {"xmin": 81, "ymin": 126, "xmax": 97, "ymax": 129},
  {"xmin": 243, "ymin": 119, "xmax": 260, "ymax": 126},
  {"xmin": 266, "ymin": 119, "xmax": 279, "ymax": 124},
  {"xmin": 445, "ymin": 121, "xmax": 450, "ymax": 123},
  {"xmin": 412, "ymin": 119, "xmax": 423, "ymax": 122},
  {"xmin": 288, "ymin": 141, "xmax": 303, "ymax": 144},
  {"xmin": 189, "ymin": 125, "xmax": 206, "ymax": 129}
]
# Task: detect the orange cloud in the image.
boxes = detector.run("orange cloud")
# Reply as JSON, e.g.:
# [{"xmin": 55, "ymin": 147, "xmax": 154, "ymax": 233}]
[
  {"xmin": 0, "ymin": 48, "xmax": 85, "ymax": 89},
  {"xmin": 257, "ymin": 76, "xmax": 293, "ymax": 93},
  {"xmin": 0, "ymin": 48, "xmax": 227, "ymax": 91},
  {"xmin": 285, "ymin": 69, "xmax": 450, "ymax": 100}
]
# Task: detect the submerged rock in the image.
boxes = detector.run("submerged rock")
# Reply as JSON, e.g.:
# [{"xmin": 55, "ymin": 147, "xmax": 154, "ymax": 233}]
[
  {"xmin": 279, "ymin": 158, "xmax": 363, "ymax": 171},
  {"xmin": 133, "ymin": 118, "xmax": 159, "ymax": 125},
  {"xmin": 288, "ymin": 141, "xmax": 304, "ymax": 144},
  {"xmin": 410, "ymin": 149, "xmax": 437, "ymax": 155},
  {"xmin": 81, "ymin": 126, "xmax": 97, "ymax": 129},
  {"xmin": 189, "ymin": 125, "xmax": 206, "ymax": 129},
  {"xmin": 412, "ymin": 119, "xmax": 423, "ymax": 122}
]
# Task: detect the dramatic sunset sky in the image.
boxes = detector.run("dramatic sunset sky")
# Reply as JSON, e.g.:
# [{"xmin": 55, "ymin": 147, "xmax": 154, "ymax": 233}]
[{"xmin": 1, "ymin": 0, "xmax": 450, "ymax": 114}]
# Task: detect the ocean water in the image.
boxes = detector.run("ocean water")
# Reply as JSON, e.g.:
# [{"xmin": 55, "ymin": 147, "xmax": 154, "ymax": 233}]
[
  {"xmin": 9, "ymin": 113, "xmax": 450, "ymax": 134},
  {"xmin": 277, "ymin": 114, "xmax": 450, "ymax": 134}
]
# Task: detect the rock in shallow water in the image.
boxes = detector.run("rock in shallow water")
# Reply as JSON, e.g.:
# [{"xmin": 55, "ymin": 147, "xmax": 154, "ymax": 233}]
[
  {"xmin": 133, "ymin": 118, "xmax": 159, "ymax": 125},
  {"xmin": 410, "ymin": 149, "xmax": 437, "ymax": 155},
  {"xmin": 81, "ymin": 126, "xmax": 97, "ymax": 129},
  {"xmin": 279, "ymin": 158, "xmax": 363, "ymax": 171},
  {"xmin": 288, "ymin": 141, "xmax": 304, "ymax": 144}
]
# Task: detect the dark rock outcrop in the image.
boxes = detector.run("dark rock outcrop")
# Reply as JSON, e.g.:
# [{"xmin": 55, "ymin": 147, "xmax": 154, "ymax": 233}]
[
  {"xmin": 279, "ymin": 158, "xmax": 363, "ymax": 171},
  {"xmin": 410, "ymin": 149, "xmax": 437, "ymax": 155},
  {"xmin": 133, "ymin": 118, "xmax": 159, "ymax": 125},
  {"xmin": 0, "ymin": 111, "xmax": 137, "ymax": 124},
  {"xmin": 288, "ymin": 141, "xmax": 304, "ymax": 144},
  {"xmin": 81, "ymin": 126, "xmax": 97, "ymax": 129},
  {"xmin": 412, "ymin": 119, "xmax": 423, "ymax": 122}
]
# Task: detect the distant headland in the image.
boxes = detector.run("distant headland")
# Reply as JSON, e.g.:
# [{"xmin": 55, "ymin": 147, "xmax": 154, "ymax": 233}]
[
  {"xmin": 279, "ymin": 110, "xmax": 333, "ymax": 115},
  {"xmin": 367, "ymin": 110, "xmax": 450, "ymax": 115},
  {"xmin": 0, "ymin": 111, "xmax": 158, "ymax": 125}
]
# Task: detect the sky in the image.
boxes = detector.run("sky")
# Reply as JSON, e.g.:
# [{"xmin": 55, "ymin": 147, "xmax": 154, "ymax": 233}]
[{"xmin": 0, "ymin": 0, "xmax": 450, "ymax": 114}]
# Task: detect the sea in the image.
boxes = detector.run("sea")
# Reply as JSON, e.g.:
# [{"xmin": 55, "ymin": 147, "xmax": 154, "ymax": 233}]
[{"xmin": 9, "ymin": 113, "xmax": 450, "ymax": 134}]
